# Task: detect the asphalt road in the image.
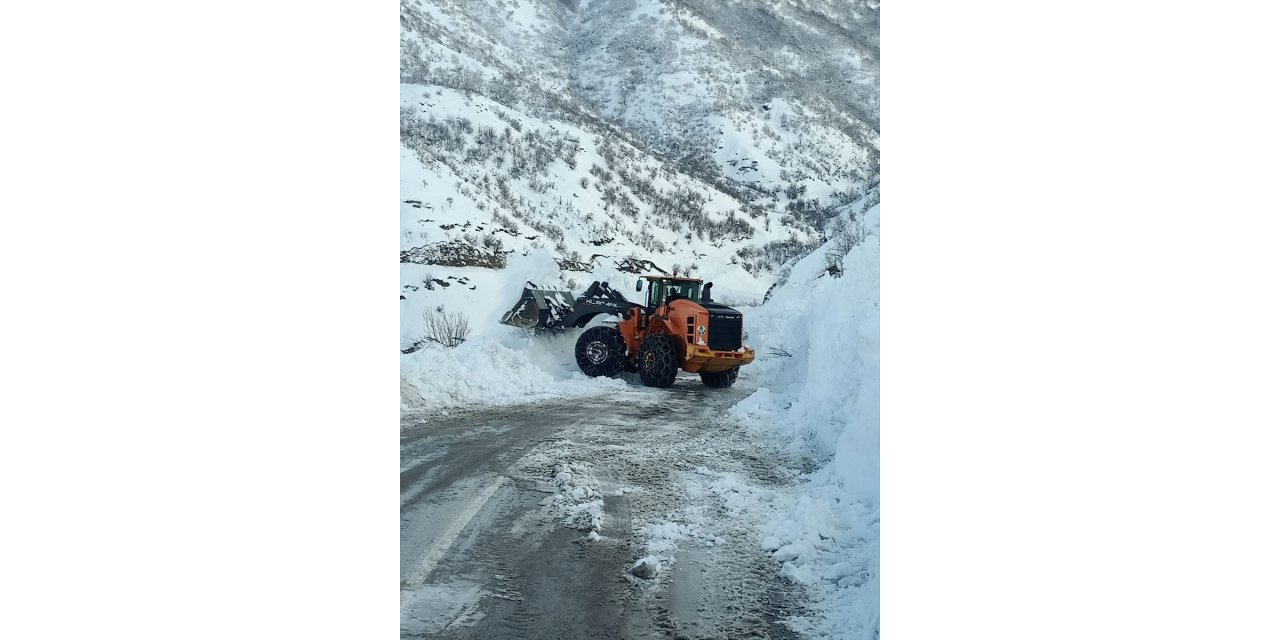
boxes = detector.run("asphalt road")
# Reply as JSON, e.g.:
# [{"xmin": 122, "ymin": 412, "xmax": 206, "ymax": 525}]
[{"xmin": 400, "ymin": 375, "xmax": 808, "ymax": 639}]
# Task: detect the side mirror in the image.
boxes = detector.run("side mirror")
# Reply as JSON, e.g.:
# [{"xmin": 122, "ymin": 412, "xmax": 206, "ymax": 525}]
[{"xmin": 635, "ymin": 279, "xmax": 643, "ymax": 292}]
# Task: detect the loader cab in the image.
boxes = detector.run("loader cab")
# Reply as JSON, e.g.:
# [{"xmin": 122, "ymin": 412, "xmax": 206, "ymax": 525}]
[{"xmin": 638, "ymin": 276, "xmax": 703, "ymax": 308}]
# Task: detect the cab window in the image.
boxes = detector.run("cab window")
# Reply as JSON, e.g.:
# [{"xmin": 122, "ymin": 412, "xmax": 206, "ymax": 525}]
[{"xmin": 647, "ymin": 280, "xmax": 701, "ymax": 306}]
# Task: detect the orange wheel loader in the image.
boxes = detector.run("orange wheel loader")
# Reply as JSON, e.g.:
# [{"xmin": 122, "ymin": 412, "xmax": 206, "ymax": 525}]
[{"xmin": 500, "ymin": 276, "xmax": 754, "ymax": 388}]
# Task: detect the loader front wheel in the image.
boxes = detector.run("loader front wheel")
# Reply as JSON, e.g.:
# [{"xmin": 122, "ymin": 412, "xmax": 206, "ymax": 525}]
[
  {"xmin": 575, "ymin": 326, "xmax": 626, "ymax": 377},
  {"xmin": 638, "ymin": 335, "xmax": 679, "ymax": 388},
  {"xmin": 699, "ymin": 367, "xmax": 739, "ymax": 388}
]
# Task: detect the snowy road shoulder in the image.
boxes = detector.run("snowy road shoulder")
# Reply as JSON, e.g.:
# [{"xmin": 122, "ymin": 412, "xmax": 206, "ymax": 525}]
[{"xmin": 400, "ymin": 332, "xmax": 629, "ymax": 414}]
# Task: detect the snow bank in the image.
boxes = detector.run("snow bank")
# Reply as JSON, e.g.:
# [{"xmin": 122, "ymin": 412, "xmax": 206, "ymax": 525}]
[
  {"xmin": 401, "ymin": 249, "xmax": 632, "ymax": 413},
  {"xmin": 400, "ymin": 332, "xmax": 627, "ymax": 413},
  {"xmin": 733, "ymin": 203, "xmax": 880, "ymax": 640},
  {"xmin": 545, "ymin": 462, "xmax": 606, "ymax": 533}
]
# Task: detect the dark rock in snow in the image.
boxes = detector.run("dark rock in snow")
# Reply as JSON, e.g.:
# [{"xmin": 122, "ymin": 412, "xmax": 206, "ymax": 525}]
[
  {"xmin": 630, "ymin": 556, "xmax": 659, "ymax": 579},
  {"xmin": 400, "ymin": 241, "xmax": 507, "ymax": 269},
  {"xmin": 556, "ymin": 258, "xmax": 594, "ymax": 272},
  {"xmin": 614, "ymin": 257, "xmax": 667, "ymax": 275}
]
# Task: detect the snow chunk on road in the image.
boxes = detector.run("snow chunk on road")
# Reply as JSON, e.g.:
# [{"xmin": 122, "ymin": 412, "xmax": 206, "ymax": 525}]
[
  {"xmin": 771, "ymin": 543, "xmax": 804, "ymax": 563},
  {"xmin": 543, "ymin": 462, "xmax": 605, "ymax": 532},
  {"xmin": 629, "ymin": 555, "xmax": 660, "ymax": 579},
  {"xmin": 644, "ymin": 520, "xmax": 701, "ymax": 558}
]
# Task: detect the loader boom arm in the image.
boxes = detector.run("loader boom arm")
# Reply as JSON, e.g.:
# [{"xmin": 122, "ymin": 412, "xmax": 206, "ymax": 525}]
[{"xmin": 500, "ymin": 281, "xmax": 640, "ymax": 330}]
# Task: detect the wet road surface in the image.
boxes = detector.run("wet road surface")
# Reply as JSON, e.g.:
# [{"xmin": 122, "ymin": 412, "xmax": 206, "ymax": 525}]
[{"xmin": 400, "ymin": 375, "xmax": 810, "ymax": 639}]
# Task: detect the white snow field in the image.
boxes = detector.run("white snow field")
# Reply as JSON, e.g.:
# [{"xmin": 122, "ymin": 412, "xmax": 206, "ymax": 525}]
[{"xmin": 733, "ymin": 202, "xmax": 880, "ymax": 640}]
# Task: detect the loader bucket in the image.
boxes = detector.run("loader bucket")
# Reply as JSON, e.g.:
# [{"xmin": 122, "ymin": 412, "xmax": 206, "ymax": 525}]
[{"xmin": 500, "ymin": 283, "xmax": 577, "ymax": 330}]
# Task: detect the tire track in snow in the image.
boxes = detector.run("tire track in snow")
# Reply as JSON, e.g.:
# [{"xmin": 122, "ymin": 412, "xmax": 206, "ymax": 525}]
[{"xmin": 402, "ymin": 475, "xmax": 509, "ymax": 588}]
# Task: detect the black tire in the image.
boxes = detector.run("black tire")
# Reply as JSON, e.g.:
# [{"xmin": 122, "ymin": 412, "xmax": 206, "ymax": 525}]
[
  {"xmin": 638, "ymin": 334, "xmax": 679, "ymax": 388},
  {"xmin": 575, "ymin": 326, "xmax": 626, "ymax": 377},
  {"xmin": 699, "ymin": 366, "xmax": 739, "ymax": 388}
]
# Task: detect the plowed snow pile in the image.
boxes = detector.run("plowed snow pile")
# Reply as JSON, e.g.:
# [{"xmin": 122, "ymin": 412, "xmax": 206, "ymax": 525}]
[
  {"xmin": 733, "ymin": 203, "xmax": 880, "ymax": 640},
  {"xmin": 400, "ymin": 250, "xmax": 629, "ymax": 412},
  {"xmin": 400, "ymin": 334, "xmax": 629, "ymax": 412}
]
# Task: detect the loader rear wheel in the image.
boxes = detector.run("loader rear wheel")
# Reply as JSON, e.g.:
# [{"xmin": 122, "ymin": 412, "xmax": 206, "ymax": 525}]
[
  {"xmin": 638, "ymin": 334, "xmax": 679, "ymax": 388},
  {"xmin": 575, "ymin": 326, "xmax": 626, "ymax": 377},
  {"xmin": 699, "ymin": 367, "xmax": 739, "ymax": 388}
]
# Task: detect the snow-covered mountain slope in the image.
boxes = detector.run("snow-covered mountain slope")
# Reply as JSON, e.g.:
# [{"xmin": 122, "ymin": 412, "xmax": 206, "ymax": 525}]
[{"xmin": 400, "ymin": 0, "xmax": 878, "ymax": 351}]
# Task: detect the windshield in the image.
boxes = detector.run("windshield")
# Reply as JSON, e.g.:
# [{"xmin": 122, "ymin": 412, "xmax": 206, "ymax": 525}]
[{"xmin": 648, "ymin": 280, "xmax": 702, "ymax": 306}]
